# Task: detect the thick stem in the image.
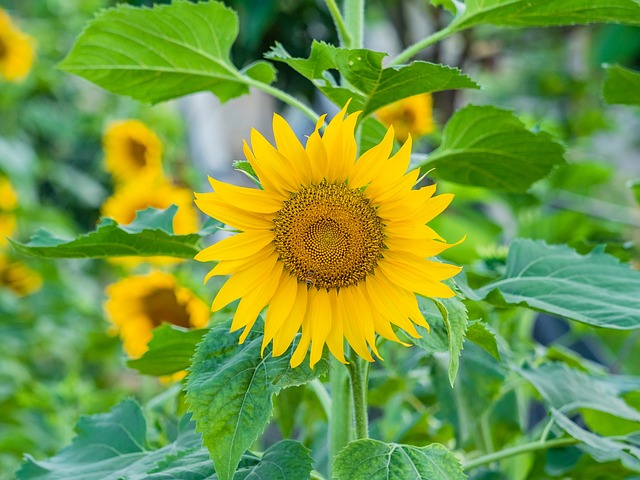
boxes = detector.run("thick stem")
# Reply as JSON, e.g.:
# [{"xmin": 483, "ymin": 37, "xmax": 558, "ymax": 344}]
[
  {"xmin": 344, "ymin": 0, "xmax": 365, "ymax": 49},
  {"xmin": 325, "ymin": 0, "xmax": 353, "ymax": 48},
  {"xmin": 329, "ymin": 357, "xmax": 352, "ymax": 475},
  {"xmin": 347, "ymin": 356, "xmax": 369, "ymax": 439},
  {"xmin": 462, "ymin": 437, "xmax": 578, "ymax": 470},
  {"xmin": 390, "ymin": 25, "xmax": 455, "ymax": 66}
]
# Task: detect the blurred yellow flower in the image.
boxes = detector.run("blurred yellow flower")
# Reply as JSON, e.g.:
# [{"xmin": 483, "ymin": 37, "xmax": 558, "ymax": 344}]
[
  {"xmin": 376, "ymin": 93, "xmax": 435, "ymax": 143},
  {"xmin": 103, "ymin": 120, "xmax": 163, "ymax": 184},
  {"xmin": 101, "ymin": 174, "xmax": 198, "ymax": 235},
  {"xmin": 0, "ymin": 176, "xmax": 18, "ymax": 246},
  {"xmin": 104, "ymin": 271, "xmax": 209, "ymax": 358},
  {"xmin": 0, "ymin": 9, "xmax": 35, "ymax": 83},
  {"xmin": 0, "ymin": 254, "xmax": 42, "ymax": 296},
  {"xmin": 195, "ymin": 103, "xmax": 462, "ymax": 368}
]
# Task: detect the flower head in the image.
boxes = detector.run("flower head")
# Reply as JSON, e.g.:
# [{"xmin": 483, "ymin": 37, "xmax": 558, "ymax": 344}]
[
  {"xmin": 0, "ymin": 176, "xmax": 18, "ymax": 246},
  {"xmin": 0, "ymin": 254, "xmax": 41, "ymax": 296},
  {"xmin": 195, "ymin": 103, "xmax": 462, "ymax": 368},
  {"xmin": 0, "ymin": 9, "xmax": 35, "ymax": 83},
  {"xmin": 376, "ymin": 93, "xmax": 435, "ymax": 143},
  {"xmin": 104, "ymin": 271, "xmax": 209, "ymax": 358},
  {"xmin": 103, "ymin": 120, "xmax": 163, "ymax": 184}
]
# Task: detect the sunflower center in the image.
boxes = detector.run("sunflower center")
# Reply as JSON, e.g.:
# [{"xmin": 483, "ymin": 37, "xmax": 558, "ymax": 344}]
[
  {"xmin": 140, "ymin": 287, "xmax": 191, "ymax": 328},
  {"xmin": 273, "ymin": 180, "xmax": 384, "ymax": 289},
  {"xmin": 0, "ymin": 36, "xmax": 7, "ymax": 59},
  {"xmin": 127, "ymin": 138, "xmax": 148, "ymax": 167},
  {"xmin": 400, "ymin": 108, "xmax": 416, "ymax": 127}
]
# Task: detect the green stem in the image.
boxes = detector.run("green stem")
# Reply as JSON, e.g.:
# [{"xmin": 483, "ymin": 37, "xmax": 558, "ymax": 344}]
[
  {"xmin": 309, "ymin": 379, "xmax": 332, "ymax": 420},
  {"xmin": 242, "ymin": 76, "xmax": 321, "ymax": 122},
  {"xmin": 344, "ymin": 0, "xmax": 365, "ymax": 49},
  {"xmin": 462, "ymin": 437, "xmax": 578, "ymax": 470},
  {"xmin": 325, "ymin": 0, "xmax": 353, "ymax": 48},
  {"xmin": 390, "ymin": 25, "xmax": 455, "ymax": 66},
  {"xmin": 347, "ymin": 356, "xmax": 369, "ymax": 439},
  {"xmin": 330, "ymin": 358, "xmax": 352, "ymax": 476}
]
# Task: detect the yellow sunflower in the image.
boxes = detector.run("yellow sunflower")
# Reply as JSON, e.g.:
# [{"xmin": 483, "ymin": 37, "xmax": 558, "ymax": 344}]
[
  {"xmin": 104, "ymin": 271, "xmax": 210, "ymax": 358},
  {"xmin": 0, "ymin": 8, "xmax": 35, "ymax": 83},
  {"xmin": 0, "ymin": 176, "xmax": 18, "ymax": 246},
  {"xmin": 194, "ymin": 103, "xmax": 463, "ymax": 368},
  {"xmin": 0, "ymin": 254, "xmax": 41, "ymax": 296},
  {"xmin": 376, "ymin": 93, "xmax": 435, "ymax": 143},
  {"xmin": 103, "ymin": 120, "xmax": 163, "ymax": 183}
]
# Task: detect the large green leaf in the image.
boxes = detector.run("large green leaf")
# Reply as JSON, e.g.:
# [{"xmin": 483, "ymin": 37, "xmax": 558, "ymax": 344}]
[
  {"xmin": 467, "ymin": 239, "xmax": 640, "ymax": 329},
  {"xmin": 127, "ymin": 324, "xmax": 208, "ymax": 376},
  {"xmin": 603, "ymin": 65, "xmax": 640, "ymax": 106},
  {"xmin": 16, "ymin": 400, "xmax": 202, "ymax": 480},
  {"xmin": 59, "ymin": 1, "xmax": 272, "ymax": 104},
  {"xmin": 186, "ymin": 318, "xmax": 328, "ymax": 480},
  {"xmin": 10, "ymin": 206, "xmax": 200, "ymax": 259},
  {"xmin": 266, "ymin": 41, "xmax": 478, "ymax": 116},
  {"xmin": 424, "ymin": 105, "xmax": 566, "ymax": 192},
  {"xmin": 450, "ymin": 0, "xmax": 640, "ymax": 31},
  {"xmin": 333, "ymin": 440, "xmax": 465, "ymax": 480}
]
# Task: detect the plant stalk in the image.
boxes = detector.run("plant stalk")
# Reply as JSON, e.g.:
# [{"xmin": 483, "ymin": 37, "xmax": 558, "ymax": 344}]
[
  {"xmin": 391, "ymin": 25, "xmax": 455, "ymax": 66},
  {"xmin": 329, "ymin": 357, "xmax": 352, "ymax": 475},
  {"xmin": 344, "ymin": 0, "xmax": 365, "ymax": 49},
  {"xmin": 325, "ymin": 0, "xmax": 353, "ymax": 48},
  {"xmin": 242, "ymin": 76, "xmax": 321, "ymax": 122},
  {"xmin": 347, "ymin": 355, "xmax": 369, "ymax": 439}
]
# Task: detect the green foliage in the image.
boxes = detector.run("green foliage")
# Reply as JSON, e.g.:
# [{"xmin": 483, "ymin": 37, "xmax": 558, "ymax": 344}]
[
  {"xmin": 127, "ymin": 325, "xmax": 207, "ymax": 376},
  {"xmin": 59, "ymin": 1, "xmax": 273, "ymax": 105},
  {"xmin": 186, "ymin": 318, "xmax": 328, "ymax": 480},
  {"xmin": 425, "ymin": 105, "xmax": 566, "ymax": 192},
  {"xmin": 266, "ymin": 41, "xmax": 479, "ymax": 116},
  {"xmin": 603, "ymin": 65, "xmax": 640, "ymax": 105},
  {"xmin": 467, "ymin": 239, "xmax": 640, "ymax": 329},
  {"xmin": 465, "ymin": 320, "xmax": 501, "ymax": 361},
  {"xmin": 10, "ymin": 206, "xmax": 200, "ymax": 259},
  {"xmin": 333, "ymin": 440, "xmax": 465, "ymax": 480}
]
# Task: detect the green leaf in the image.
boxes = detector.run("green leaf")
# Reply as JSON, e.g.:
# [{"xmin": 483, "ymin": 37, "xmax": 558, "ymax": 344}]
[
  {"xmin": 466, "ymin": 320, "xmax": 501, "ymax": 361},
  {"xmin": 266, "ymin": 41, "xmax": 478, "ymax": 116},
  {"xmin": 127, "ymin": 325, "xmax": 208, "ymax": 376},
  {"xmin": 603, "ymin": 65, "xmax": 640, "ymax": 106},
  {"xmin": 519, "ymin": 363, "xmax": 640, "ymax": 422},
  {"xmin": 241, "ymin": 60, "xmax": 277, "ymax": 85},
  {"xmin": 59, "ymin": 1, "xmax": 266, "ymax": 104},
  {"xmin": 333, "ymin": 440, "xmax": 465, "ymax": 480},
  {"xmin": 10, "ymin": 206, "xmax": 200, "ymax": 259},
  {"xmin": 425, "ymin": 105, "xmax": 566, "ymax": 192},
  {"xmin": 467, "ymin": 239, "xmax": 640, "ymax": 329},
  {"xmin": 232, "ymin": 160, "xmax": 261, "ymax": 187},
  {"xmin": 629, "ymin": 179, "xmax": 640, "ymax": 206},
  {"xmin": 360, "ymin": 117, "xmax": 398, "ymax": 154},
  {"xmin": 186, "ymin": 318, "xmax": 328, "ymax": 480},
  {"xmin": 450, "ymin": 0, "xmax": 640, "ymax": 31},
  {"xmin": 17, "ymin": 400, "xmax": 203, "ymax": 480}
]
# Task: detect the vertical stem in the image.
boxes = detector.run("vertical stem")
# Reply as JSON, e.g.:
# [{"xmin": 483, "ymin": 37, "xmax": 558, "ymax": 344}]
[
  {"xmin": 347, "ymin": 356, "xmax": 369, "ymax": 439},
  {"xmin": 344, "ymin": 0, "xmax": 365, "ymax": 49},
  {"xmin": 325, "ymin": 0, "xmax": 353, "ymax": 48},
  {"xmin": 330, "ymin": 357, "xmax": 352, "ymax": 476}
]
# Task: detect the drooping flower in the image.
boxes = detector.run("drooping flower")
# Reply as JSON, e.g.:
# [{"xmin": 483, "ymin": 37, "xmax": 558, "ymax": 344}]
[
  {"xmin": 0, "ymin": 254, "xmax": 41, "ymax": 296},
  {"xmin": 0, "ymin": 9, "xmax": 35, "ymax": 83},
  {"xmin": 104, "ymin": 271, "xmax": 209, "ymax": 358},
  {"xmin": 0, "ymin": 176, "xmax": 18, "ymax": 246},
  {"xmin": 194, "ymin": 103, "xmax": 463, "ymax": 368},
  {"xmin": 376, "ymin": 93, "xmax": 435, "ymax": 143},
  {"xmin": 103, "ymin": 120, "xmax": 163, "ymax": 184}
]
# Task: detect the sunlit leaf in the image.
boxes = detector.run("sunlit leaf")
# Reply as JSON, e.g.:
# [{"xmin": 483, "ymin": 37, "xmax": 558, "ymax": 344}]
[
  {"xmin": 603, "ymin": 65, "xmax": 640, "ymax": 106},
  {"xmin": 186, "ymin": 318, "xmax": 328, "ymax": 480},
  {"xmin": 424, "ymin": 105, "xmax": 566, "ymax": 192},
  {"xmin": 466, "ymin": 320, "xmax": 500, "ymax": 361},
  {"xmin": 333, "ymin": 440, "xmax": 465, "ymax": 480}
]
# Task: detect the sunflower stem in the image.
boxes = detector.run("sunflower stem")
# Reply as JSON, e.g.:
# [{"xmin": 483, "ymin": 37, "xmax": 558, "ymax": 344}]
[
  {"xmin": 344, "ymin": 0, "xmax": 365, "ymax": 49},
  {"xmin": 347, "ymin": 355, "xmax": 369, "ymax": 439},
  {"xmin": 325, "ymin": 0, "xmax": 353, "ymax": 48},
  {"xmin": 390, "ymin": 25, "xmax": 455, "ymax": 66},
  {"xmin": 241, "ymin": 76, "xmax": 321, "ymax": 123},
  {"xmin": 329, "ymin": 358, "xmax": 352, "ymax": 475}
]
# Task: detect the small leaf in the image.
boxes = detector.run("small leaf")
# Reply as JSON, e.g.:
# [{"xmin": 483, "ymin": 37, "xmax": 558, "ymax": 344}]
[
  {"xmin": 59, "ymin": 1, "xmax": 258, "ymax": 104},
  {"xmin": 242, "ymin": 60, "xmax": 277, "ymax": 85},
  {"xmin": 425, "ymin": 105, "xmax": 566, "ymax": 192},
  {"xmin": 186, "ymin": 318, "xmax": 328, "ymax": 480},
  {"xmin": 232, "ymin": 160, "xmax": 261, "ymax": 187},
  {"xmin": 127, "ymin": 324, "xmax": 207, "ymax": 376},
  {"xmin": 333, "ymin": 440, "xmax": 465, "ymax": 480},
  {"xmin": 433, "ymin": 296, "xmax": 468, "ymax": 387},
  {"xmin": 467, "ymin": 239, "xmax": 640, "ymax": 329},
  {"xmin": 10, "ymin": 206, "xmax": 200, "ymax": 259},
  {"xmin": 603, "ymin": 65, "xmax": 640, "ymax": 106},
  {"xmin": 466, "ymin": 320, "xmax": 501, "ymax": 361}
]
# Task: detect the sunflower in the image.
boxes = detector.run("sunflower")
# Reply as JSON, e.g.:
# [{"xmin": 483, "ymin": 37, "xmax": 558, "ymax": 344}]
[
  {"xmin": 103, "ymin": 120, "xmax": 163, "ymax": 184},
  {"xmin": 0, "ymin": 176, "xmax": 18, "ymax": 246},
  {"xmin": 0, "ymin": 254, "xmax": 41, "ymax": 296},
  {"xmin": 376, "ymin": 93, "xmax": 435, "ymax": 143},
  {"xmin": 194, "ymin": 103, "xmax": 463, "ymax": 368},
  {"xmin": 101, "ymin": 173, "xmax": 198, "ymax": 235},
  {"xmin": 0, "ymin": 9, "xmax": 35, "ymax": 83},
  {"xmin": 104, "ymin": 271, "xmax": 209, "ymax": 358}
]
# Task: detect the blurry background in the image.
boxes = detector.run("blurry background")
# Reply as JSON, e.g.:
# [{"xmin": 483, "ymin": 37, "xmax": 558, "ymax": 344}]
[{"xmin": 0, "ymin": 0, "xmax": 639, "ymax": 478}]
